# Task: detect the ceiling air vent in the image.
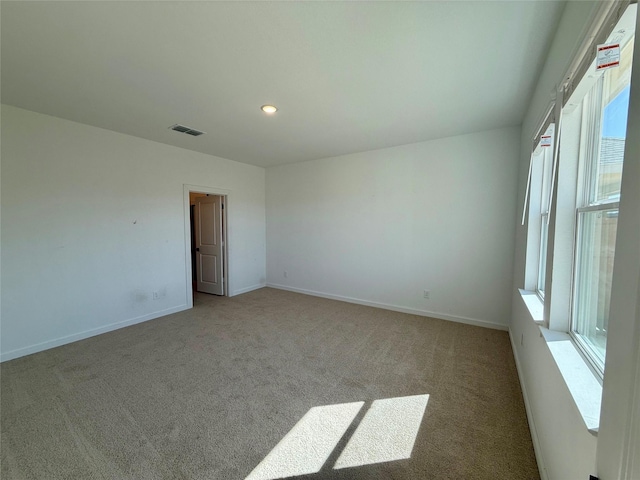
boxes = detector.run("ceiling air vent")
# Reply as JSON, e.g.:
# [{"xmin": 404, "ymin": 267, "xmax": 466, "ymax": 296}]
[{"xmin": 169, "ymin": 124, "xmax": 205, "ymax": 137}]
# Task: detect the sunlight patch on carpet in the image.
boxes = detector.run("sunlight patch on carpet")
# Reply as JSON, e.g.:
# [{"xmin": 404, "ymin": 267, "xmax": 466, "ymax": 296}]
[
  {"xmin": 245, "ymin": 394, "xmax": 429, "ymax": 479},
  {"xmin": 333, "ymin": 394, "xmax": 429, "ymax": 469},
  {"xmin": 245, "ymin": 402, "xmax": 364, "ymax": 480}
]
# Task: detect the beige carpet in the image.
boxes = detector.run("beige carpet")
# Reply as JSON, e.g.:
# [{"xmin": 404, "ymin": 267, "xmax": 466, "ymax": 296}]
[{"xmin": 1, "ymin": 288, "xmax": 539, "ymax": 479}]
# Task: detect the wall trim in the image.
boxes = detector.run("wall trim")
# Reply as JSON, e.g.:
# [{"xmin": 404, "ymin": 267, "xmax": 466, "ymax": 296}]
[
  {"xmin": 0, "ymin": 304, "xmax": 189, "ymax": 363},
  {"xmin": 231, "ymin": 283, "xmax": 267, "ymax": 296},
  {"xmin": 509, "ymin": 328, "xmax": 549, "ymax": 480},
  {"xmin": 267, "ymin": 283, "xmax": 508, "ymax": 331}
]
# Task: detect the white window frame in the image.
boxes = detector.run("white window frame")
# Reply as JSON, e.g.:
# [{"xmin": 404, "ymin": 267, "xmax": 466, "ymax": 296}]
[
  {"xmin": 536, "ymin": 141, "xmax": 554, "ymax": 301},
  {"xmin": 567, "ymin": 39, "xmax": 632, "ymax": 376},
  {"xmin": 523, "ymin": 2, "xmax": 636, "ymax": 381},
  {"xmin": 523, "ymin": 116, "xmax": 555, "ymax": 302},
  {"xmin": 557, "ymin": 28, "xmax": 633, "ymax": 378}
]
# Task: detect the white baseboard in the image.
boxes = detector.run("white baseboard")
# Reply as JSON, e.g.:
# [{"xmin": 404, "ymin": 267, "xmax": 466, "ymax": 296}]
[
  {"xmin": 231, "ymin": 283, "xmax": 266, "ymax": 296},
  {"xmin": 0, "ymin": 304, "xmax": 189, "ymax": 363},
  {"xmin": 509, "ymin": 328, "xmax": 548, "ymax": 480},
  {"xmin": 266, "ymin": 283, "xmax": 508, "ymax": 331}
]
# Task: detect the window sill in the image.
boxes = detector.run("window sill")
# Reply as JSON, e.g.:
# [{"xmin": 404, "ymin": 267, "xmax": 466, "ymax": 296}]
[
  {"xmin": 519, "ymin": 289, "xmax": 544, "ymax": 323},
  {"xmin": 518, "ymin": 290, "xmax": 602, "ymax": 435}
]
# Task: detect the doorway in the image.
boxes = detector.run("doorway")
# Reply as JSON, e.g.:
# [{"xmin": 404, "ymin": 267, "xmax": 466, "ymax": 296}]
[{"xmin": 184, "ymin": 185, "xmax": 230, "ymax": 308}]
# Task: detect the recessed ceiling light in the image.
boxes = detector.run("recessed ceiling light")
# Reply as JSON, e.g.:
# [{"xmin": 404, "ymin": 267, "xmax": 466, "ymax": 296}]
[{"xmin": 261, "ymin": 105, "xmax": 278, "ymax": 114}]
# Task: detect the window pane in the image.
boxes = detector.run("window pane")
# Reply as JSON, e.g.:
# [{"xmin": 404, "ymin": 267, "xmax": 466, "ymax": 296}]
[
  {"xmin": 537, "ymin": 215, "xmax": 548, "ymax": 296},
  {"xmin": 573, "ymin": 208, "xmax": 618, "ymax": 368},
  {"xmin": 593, "ymin": 40, "xmax": 634, "ymax": 204}
]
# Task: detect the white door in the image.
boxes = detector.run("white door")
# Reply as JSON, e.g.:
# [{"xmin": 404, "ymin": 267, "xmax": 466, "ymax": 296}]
[{"xmin": 194, "ymin": 195, "xmax": 224, "ymax": 295}]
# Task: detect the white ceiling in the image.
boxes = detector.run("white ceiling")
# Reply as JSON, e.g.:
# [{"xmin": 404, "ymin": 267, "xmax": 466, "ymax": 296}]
[{"xmin": 1, "ymin": 1, "xmax": 565, "ymax": 168}]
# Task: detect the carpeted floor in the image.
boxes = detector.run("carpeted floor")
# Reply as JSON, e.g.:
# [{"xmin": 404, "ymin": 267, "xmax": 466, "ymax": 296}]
[{"xmin": 1, "ymin": 288, "xmax": 539, "ymax": 479}]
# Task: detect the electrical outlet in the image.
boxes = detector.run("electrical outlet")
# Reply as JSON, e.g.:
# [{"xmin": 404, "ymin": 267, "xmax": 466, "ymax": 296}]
[
  {"xmin": 284, "ymin": 271, "xmax": 288, "ymax": 278},
  {"xmin": 423, "ymin": 290, "xmax": 430, "ymax": 299},
  {"xmin": 152, "ymin": 291, "xmax": 160, "ymax": 300}
]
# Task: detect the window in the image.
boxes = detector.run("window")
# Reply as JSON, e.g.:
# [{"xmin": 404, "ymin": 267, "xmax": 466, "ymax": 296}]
[
  {"xmin": 536, "ymin": 142, "xmax": 553, "ymax": 299},
  {"xmin": 570, "ymin": 38, "xmax": 634, "ymax": 374},
  {"xmin": 522, "ymin": 2, "xmax": 636, "ymax": 379},
  {"xmin": 525, "ymin": 129, "xmax": 554, "ymax": 300}
]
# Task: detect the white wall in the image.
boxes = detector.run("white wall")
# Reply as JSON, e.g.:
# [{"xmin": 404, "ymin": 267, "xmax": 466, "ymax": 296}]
[
  {"xmin": 1, "ymin": 105, "xmax": 266, "ymax": 361},
  {"xmin": 266, "ymin": 127, "xmax": 520, "ymax": 330},
  {"xmin": 510, "ymin": 291, "xmax": 598, "ymax": 480}
]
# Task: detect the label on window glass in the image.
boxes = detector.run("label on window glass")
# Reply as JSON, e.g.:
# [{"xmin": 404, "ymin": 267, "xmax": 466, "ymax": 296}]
[
  {"xmin": 540, "ymin": 135, "xmax": 552, "ymax": 147},
  {"xmin": 596, "ymin": 43, "xmax": 621, "ymax": 70}
]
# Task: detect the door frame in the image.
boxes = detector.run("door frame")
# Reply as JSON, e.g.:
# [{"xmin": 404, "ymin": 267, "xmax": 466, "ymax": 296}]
[{"xmin": 183, "ymin": 184, "xmax": 230, "ymax": 307}]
